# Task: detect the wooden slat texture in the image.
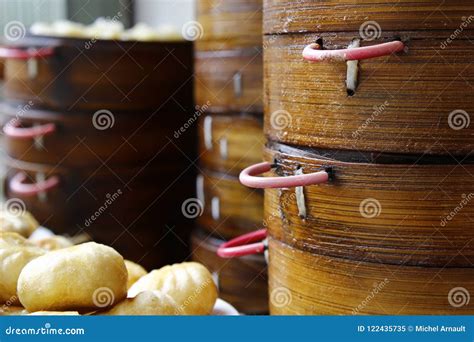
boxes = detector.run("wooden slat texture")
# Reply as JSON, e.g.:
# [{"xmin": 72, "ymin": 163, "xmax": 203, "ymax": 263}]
[
  {"xmin": 263, "ymin": 0, "xmax": 474, "ymax": 34},
  {"xmin": 269, "ymin": 237, "xmax": 474, "ymax": 315},
  {"xmin": 264, "ymin": 143, "xmax": 474, "ymax": 267},
  {"xmin": 198, "ymin": 113, "xmax": 263, "ymax": 176},
  {"xmin": 197, "ymin": 170, "xmax": 263, "ymax": 239},
  {"xmin": 0, "ymin": 103, "xmax": 195, "ymax": 167},
  {"xmin": 2, "ymin": 36, "xmax": 193, "ymax": 112},
  {"xmin": 264, "ymin": 31, "xmax": 474, "ymax": 155},
  {"xmin": 196, "ymin": 0, "xmax": 262, "ymax": 51},
  {"xmin": 195, "ymin": 49, "xmax": 263, "ymax": 114}
]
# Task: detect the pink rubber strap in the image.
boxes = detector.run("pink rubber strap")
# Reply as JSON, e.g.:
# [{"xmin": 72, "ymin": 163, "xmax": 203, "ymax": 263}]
[
  {"xmin": 303, "ymin": 40, "xmax": 405, "ymax": 62},
  {"xmin": 4, "ymin": 121, "xmax": 56, "ymax": 138},
  {"xmin": 0, "ymin": 46, "xmax": 55, "ymax": 60},
  {"xmin": 239, "ymin": 162, "xmax": 329, "ymax": 189},
  {"xmin": 217, "ymin": 229, "xmax": 267, "ymax": 258},
  {"xmin": 9, "ymin": 172, "xmax": 60, "ymax": 196}
]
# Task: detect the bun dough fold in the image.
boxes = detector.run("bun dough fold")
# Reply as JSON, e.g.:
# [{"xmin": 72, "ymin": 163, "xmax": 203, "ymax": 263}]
[{"xmin": 128, "ymin": 262, "xmax": 218, "ymax": 315}]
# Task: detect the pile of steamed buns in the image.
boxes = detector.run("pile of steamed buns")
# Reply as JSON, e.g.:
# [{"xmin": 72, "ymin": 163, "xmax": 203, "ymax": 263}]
[
  {"xmin": 30, "ymin": 18, "xmax": 183, "ymax": 42},
  {"xmin": 0, "ymin": 209, "xmax": 218, "ymax": 315}
]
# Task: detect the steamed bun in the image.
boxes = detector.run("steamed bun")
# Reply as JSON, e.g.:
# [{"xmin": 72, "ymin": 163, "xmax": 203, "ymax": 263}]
[
  {"xmin": 17, "ymin": 242, "xmax": 127, "ymax": 312},
  {"xmin": 0, "ymin": 232, "xmax": 45, "ymax": 304},
  {"xmin": 128, "ymin": 262, "xmax": 218, "ymax": 315}
]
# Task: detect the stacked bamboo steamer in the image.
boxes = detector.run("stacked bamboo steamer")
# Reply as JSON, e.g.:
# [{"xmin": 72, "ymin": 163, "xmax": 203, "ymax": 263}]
[
  {"xmin": 0, "ymin": 36, "xmax": 195, "ymax": 269},
  {"xmin": 238, "ymin": 1, "xmax": 474, "ymax": 314},
  {"xmin": 192, "ymin": 0, "xmax": 268, "ymax": 314}
]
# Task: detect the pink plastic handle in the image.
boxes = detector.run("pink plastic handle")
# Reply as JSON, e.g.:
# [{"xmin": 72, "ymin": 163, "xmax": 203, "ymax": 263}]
[
  {"xmin": 9, "ymin": 172, "xmax": 60, "ymax": 196},
  {"xmin": 3, "ymin": 121, "xmax": 56, "ymax": 138},
  {"xmin": 217, "ymin": 229, "xmax": 267, "ymax": 258},
  {"xmin": 303, "ymin": 40, "xmax": 405, "ymax": 62},
  {"xmin": 0, "ymin": 46, "xmax": 55, "ymax": 60},
  {"xmin": 239, "ymin": 162, "xmax": 329, "ymax": 189}
]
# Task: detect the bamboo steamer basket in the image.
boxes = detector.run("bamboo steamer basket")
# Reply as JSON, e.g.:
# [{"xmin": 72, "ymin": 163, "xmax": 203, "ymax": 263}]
[
  {"xmin": 0, "ymin": 102, "xmax": 195, "ymax": 167},
  {"xmin": 195, "ymin": 49, "xmax": 263, "ymax": 114},
  {"xmin": 0, "ymin": 36, "xmax": 193, "ymax": 112},
  {"xmin": 191, "ymin": 228, "xmax": 268, "ymax": 314},
  {"xmin": 3, "ymin": 157, "xmax": 195, "ymax": 269},
  {"xmin": 263, "ymin": 142, "xmax": 474, "ymax": 267},
  {"xmin": 196, "ymin": 0, "xmax": 262, "ymax": 51},
  {"xmin": 197, "ymin": 171, "xmax": 263, "ymax": 239},
  {"xmin": 221, "ymin": 141, "xmax": 474, "ymax": 314},
  {"xmin": 264, "ymin": 30, "xmax": 474, "ymax": 155},
  {"xmin": 198, "ymin": 113, "xmax": 263, "ymax": 176},
  {"xmin": 263, "ymin": 1, "xmax": 473, "ymax": 34},
  {"xmin": 263, "ymin": 0, "xmax": 474, "ymax": 155},
  {"xmin": 269, "ymin": 237, "xmax": 474, "ymax": 315}
]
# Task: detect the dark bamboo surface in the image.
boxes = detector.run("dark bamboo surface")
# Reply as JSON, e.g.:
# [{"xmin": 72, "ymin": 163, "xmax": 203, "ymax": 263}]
[
  {"xmin": 0, "ymin": 102, "xmax": 194, "ymax": 167},
  {"xmin": 3, "ymin": 157, "xmax": 195, "ymax": 269},
  {"xmin": 2, "ymin": 36, "xmax": 193, "ymax": 112}
]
